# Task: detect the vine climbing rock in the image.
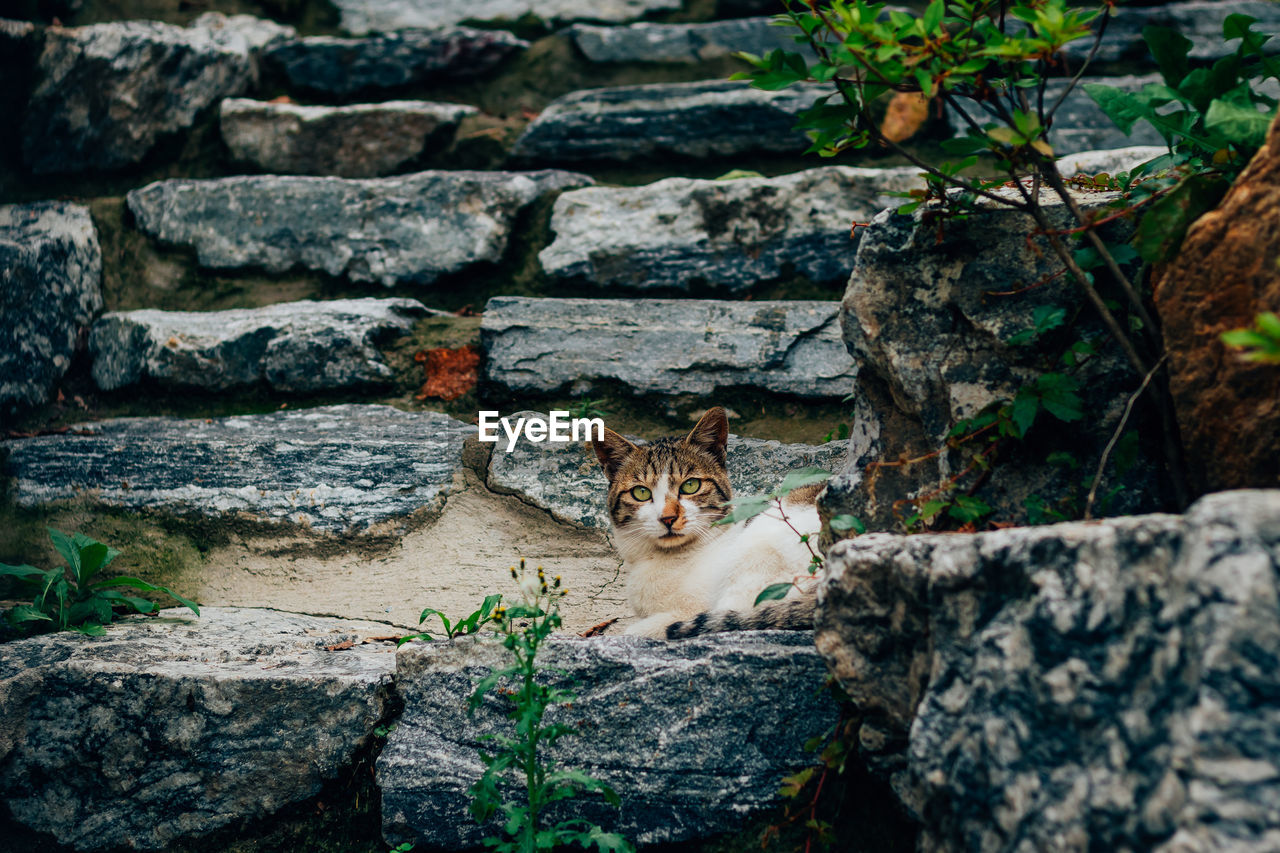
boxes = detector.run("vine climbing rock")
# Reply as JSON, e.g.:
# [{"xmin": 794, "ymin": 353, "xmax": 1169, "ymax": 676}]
[{"xmin": 1153, "ymin": 110, "xmax": 1280, "ymax": 494}]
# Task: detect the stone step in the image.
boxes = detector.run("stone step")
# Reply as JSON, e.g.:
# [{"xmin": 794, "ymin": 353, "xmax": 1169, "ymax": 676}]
[
  {"xmin": 21, "ymin": 14, "xmax": 294, "ymax": 175},
  {"xmin": 480, "ymin": 296, "xmax": 854, "ymax": 399},
  {"xmin": 1041, "ymin": 74, "xmax": 1167, "ymax": 155},
  {"xmin": 510, "ymin": 79, "xmax": 826, "ymax": 164},
  {"xmin": 382, "ymin": 632, "xmax": 834, "ymax": 849},
  {"xmin": 328, "ymin": 0, "xmax": 681, "ymax": 36},
  {"xmin": 262, "ymin": 28, "xmax": 528, "ymax": 98},
  {"xmin": 89, "ymin": 298, "xmax": 429, "ymax": 394},
  {"xmin": 567, "ymin": 16, "xmax": 817, "ymax": 65},
  {"xmin": 125, "ymin": 169, "xmax": 592, "ymax": 287},
  {"xmin": 1, "ymin": 201, "xmax": 103, "ymax": 419},
  {"xmin": 1, "ymin": 405, "xmax": 472, "ymax": 533},
  {"xmin": 539, "ymin": 165, "xmax": 919, "ymax": 294},
  {"xmin": 484, "ymin": 411, "xmax": 849, "ymax": 529},
  {"xmin": 1059, "ymin": 0, "xmax": 1280, "ymax": 66},
  {"xmin": 220, "ymin": 99, "xmax": 478, "ymax": 178}
]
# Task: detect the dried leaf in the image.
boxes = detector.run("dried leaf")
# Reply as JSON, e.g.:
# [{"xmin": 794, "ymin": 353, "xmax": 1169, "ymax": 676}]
[
  {"xmin": 579, "ymin": 618, "xmax": 619, "ymax": 638},
  {"xmin": 880, "ymin": 92, "xmax": 931, "ymax": 143},
  {"xmin": 324, "ymin": 640, "xmax": 355, "ymax": 651},
  {"xmin": 416, "ymin": 345, "xmax": 482, "ymax": 402}
]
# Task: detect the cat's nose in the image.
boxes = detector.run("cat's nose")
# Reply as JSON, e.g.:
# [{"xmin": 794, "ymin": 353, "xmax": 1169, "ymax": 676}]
[{"xmin": 660, "ymin": 514, "xmax": 678, "ymax": 528}]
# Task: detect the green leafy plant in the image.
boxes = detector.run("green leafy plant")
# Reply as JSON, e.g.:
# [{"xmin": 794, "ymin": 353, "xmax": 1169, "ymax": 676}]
[
  {"xmin": 399, "ymin": 594, "xmax": 503, "ymax": 644},
  {"xmin": 568, "ymin": 399, "xmax": 610, "ymax": 420},
  {"xmin": 467, "ymin": 560, "xmax": 633, "ymax": 853},
  {"xmin": 1222, "ymin": 312, "xmax": 1280, "ymax": 363},
  {"xmin": 0, "ymin": 528, "xmax": 198, "ymax": 636}
]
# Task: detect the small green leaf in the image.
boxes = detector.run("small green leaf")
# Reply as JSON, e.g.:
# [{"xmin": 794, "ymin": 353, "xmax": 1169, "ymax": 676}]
[
  {"xmin": 716, "ymin": 495, "xmax": 773, "ymax": 525},
  {"xmin": 773, "ymin": 466, "xmax": 831, "ymax": 497},
  {"xmin": 754, "ymin": 582, "xmax": 794, "ymax": 606},
  {"xmin": 829, "ymin": 515, "xmax": 866, "ymax": 534}
]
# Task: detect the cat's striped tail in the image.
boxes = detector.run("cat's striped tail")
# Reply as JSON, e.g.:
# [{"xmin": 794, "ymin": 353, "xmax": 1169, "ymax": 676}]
[{"xmin": 664, "ymin": 594, "xmax": 815, "ymax": 639}]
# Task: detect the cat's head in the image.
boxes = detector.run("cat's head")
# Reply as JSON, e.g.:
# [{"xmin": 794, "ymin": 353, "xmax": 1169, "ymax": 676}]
[{"xmin": 592, "ymin": 407, "xmax": 733, "ymax": 556}]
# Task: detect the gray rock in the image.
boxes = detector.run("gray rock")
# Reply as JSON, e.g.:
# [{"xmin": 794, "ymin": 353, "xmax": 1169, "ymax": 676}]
[
  {"xmin": 485, "ymin": 411, "xmax": 849, "ymax": 529},
  {"xmin": 1060, "ymin": 0, "xmax": 1280, "ymax": 65},
  {"xmin": 0, "ymin": 405, "xmax": 472, "ymax": 532},
  {"xmin": 823, "ymin": 185, "xmax": 1166, "ymax": 530},
  {"xmin": 0, "ymin": 201, "xmax": 103, "ymax": 418},
  {"xmin": 262, "ymin": 28, "xmax": 527, "ymax": 97},
  {"xmin": 330, "ymin": 0, "xmax": 681, "ymax": 36},
  {"xmin": 569, "ymin": 17, "xmax": 817, "ymax": 64},
  {"xmin": 379, "ymin": 632, "xmax": 836, "ymax": 849},
  {"xmin": 0, "ymin": 607, "xmax": 397, "ymax": 852},
  {"xmin": 1055, "ymin": 145, "xmax": 1166, "ymax": 178},
  {"xmin": 126, "ymin": 170, "xmax": 592, "ymax": 287},
  {"xmin": 817, "ymin": 490, "xmax": 1280, "ymax": 850},
  {"xmin": 220, "ymin": 98, "xmax": 477, "ymax": 177},
  {"xmin": 1044, "ymin": 74, "xmax": 1166, "ymax": 155},
  {"xmin": 89, "ymin": 298, "xmax": 427, "ymax": 394},
  {"xmin": 540, "ymin": 166, "xmax": 920, "ymax": 294},
  {"xmin": 21, "ymin": 14, "xmax": 294, "ymax": 174},
  {"xmin": 510, "ymin": 79, "xmax": 827, "ymax": 164},
  {"xmin": 481, "ymin": 296, "xmax": 856, "ymax": 399}
]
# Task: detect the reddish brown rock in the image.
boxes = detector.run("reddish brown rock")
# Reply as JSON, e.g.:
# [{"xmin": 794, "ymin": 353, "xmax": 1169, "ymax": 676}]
[{"xmin": 1154, "ymin": 113, "xmax": 1280, "ymax": 493}]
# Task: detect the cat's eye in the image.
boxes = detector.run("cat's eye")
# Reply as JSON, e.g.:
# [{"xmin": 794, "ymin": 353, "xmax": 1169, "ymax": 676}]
[
  {"xmin": 629, "ymin": 485, "xmax": 652, "ymax": 501},
  {"xmin": 679, "ymin": 478, "xmax": 701, "ymax": 495}
]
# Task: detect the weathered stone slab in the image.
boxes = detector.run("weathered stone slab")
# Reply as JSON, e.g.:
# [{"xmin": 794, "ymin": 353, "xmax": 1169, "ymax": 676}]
[
  {"xmin": 262, "ymin": 28, "xmax": 527, "ymax": 97},
  {"xmin": 485, "ymin": 411, "xmax": 849, "ymax": 529},
  {"xmin": 0, "ymin": 607, "xmax": 397, "ymax": 852},
  {"xmin": 220, "ymin": 98, "xmax": 477, "ymax": 177},
  {"xmin": 0, "ymin": 201, "xmax": 103, "ymax": 419},
  {"xmin": 568, "ymin": 17, "xmax": 815, "ymax": 64},
  {"xmin": 1059, "ymin": 0, "xmax": 1280, "ymax": 65},
  {"xmin": 0, "ymin": 405, "xmax": 472, "ymax": 532},
  {"xmin": 21, "ymin": 13, "xmax": 294, "ymax": 174},
  {"xmin": 817, "ymin": 490, "xmax": 1280, "ymax": 850},
  {"xmin": 379, "ymin": 632, "xmax": 836, "ymax": 849},
  {"xmin": 89, "ymin": 298, "xmax": 427, "ymax": 394},
  {"xmin": 1055, "ymin": 145, "xmax": 1166, "ymax": 178},
  {"xmin": 540, "ymin": 166, "xmax": 919, "ymax": 293},
  {"xmin": 824, "ymin": 185, "xmax": 1166, "ymax": 530},
  {"xmin": 510, "ymin": 79, "xmax": 827, "ymax": 164},
  {"xmin": 126, "ymin": 170, "xmax": 592, "ymax": 287},
  {"xmin": 330, "ymin": 0, "xmax": 681, "ymax": 36},
  {"xmin": 1043, "ymin": 74, "xmax": 1166, "ymax": 155},
  {"xmin": 481, "ymin": 296, "xmax": 855, "ymax": 399}
]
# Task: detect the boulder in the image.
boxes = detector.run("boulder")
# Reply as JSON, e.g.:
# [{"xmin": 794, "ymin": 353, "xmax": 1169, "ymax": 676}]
[
  {"xmin": 568, "ymin": 17, "xmax": 815, "ymax": 64},
  {"xmin": 822, "ymin": 185, "xmax": 1167, "ymax": 531},
  {"xmin": 379, "ymin": 632, "xmax": 836, "ymax": 849},
  {"xmin": 510, "ymin": 79, "xmax": 827, "ymax": 164},
  {"xmin": 329, "ymin": 0, "xmax": 681, "ymax": 36},
  {"xmin": 220, "ymin": 98, "xmax": 477, "ymax": 177},
  {"xmin": 539, "ymin": 166, "xmax": 920, "ymax": 294},
  {"xmin": 480, "ymin": 296, "xmax": 856, "ymax": 399},
  {"xmin": 89, "ymin": 298, "xmax": 428, "ymax": 394},
  {"xmin": 126, "ymin": 170, "xmax": 592, "ymax": 287},
  {"xmin": 817, "ymin": 489, "xmax": 1280, "ymax": 850},
  {"xmin": 0, "ymin": 405, "xmax": 472, "ymax": 533},
  {"xmin": 0, "ymin": 201, "xmax": 103, "ymax": 418},
  {"xmin": 484, "ymin": 411, "xmax": 849, "ymax": 529},
  {"xmin": 1154, "ymin": 111, "xmax": 1280, "ymax": 493},
  {"xmin": 0, "ymin": 607, "xmax": 397, "ymax": 852},
  {"xmin": 1055, "ymin": 145, "xmax": 1165, "ymax": 178},
  {"xmin": 262, "ymin": 28, "xmax": 527, "ymax": 97},
  {"xmin": 21, "ymin": 14, "xmax": 294, "ymax": 174}
]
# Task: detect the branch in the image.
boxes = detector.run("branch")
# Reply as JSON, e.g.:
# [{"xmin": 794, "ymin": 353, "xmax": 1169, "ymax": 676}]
[{"xmin": 1084, "ymin": 354, "xmax": 1166, "ymax": 519}]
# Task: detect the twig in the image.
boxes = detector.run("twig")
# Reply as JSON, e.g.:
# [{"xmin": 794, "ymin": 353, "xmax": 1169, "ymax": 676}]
[{"xmin": 1084, "ymin": 354, "xmax": 1167, "ymax": 519}]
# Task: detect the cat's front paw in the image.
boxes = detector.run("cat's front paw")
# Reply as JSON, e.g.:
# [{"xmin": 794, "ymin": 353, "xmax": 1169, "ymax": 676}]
[{"xmin": 623, "ymin": 613, "xmax": 677, "ymax": 639}]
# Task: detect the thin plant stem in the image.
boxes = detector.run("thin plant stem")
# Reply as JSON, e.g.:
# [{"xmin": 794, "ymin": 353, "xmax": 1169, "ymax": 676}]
[{"xmin": 1085, "ymin": 355, "xmax": 1167, "ymax": 519}]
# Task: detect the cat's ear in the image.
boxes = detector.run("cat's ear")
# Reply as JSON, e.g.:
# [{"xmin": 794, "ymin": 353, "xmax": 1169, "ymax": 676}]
[
  {"xmin": 685, "ymin": 406, "xmax": 729, "ymax": 466},
  {"xmin": 593, "ymin": 428, "xmax": 637, "ymax": 480}
]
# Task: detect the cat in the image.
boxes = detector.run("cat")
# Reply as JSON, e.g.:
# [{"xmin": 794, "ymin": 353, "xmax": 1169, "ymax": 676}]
[{"xmin": 592, "ymin": 406, "xmax": 822, "ymax": 640}]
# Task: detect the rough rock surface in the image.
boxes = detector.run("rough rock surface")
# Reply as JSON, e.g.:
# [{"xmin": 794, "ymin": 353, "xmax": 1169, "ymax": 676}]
[
  {"xmin": 511, "ymin": 80, "xmax": 826, "ymax": 164},
  {"xmin": 380, "ymin": 632, "xmax": 836, "ymax": 849},
  {"xmin": 89, "ymin": 298, "xmax": 427, "ymax": 394},
  {"xmin": 824, "ymin": 186, "xmax": 1166, "ymax": 530},
  {"xmin": 539, "ymin": 166, "xmax": 919, "ymax": 294},
  {"xmin": 1060, "ymin": 0, "xmax": 1280, "ymax": 66},
  {"xmin": 817, "ymin": 490, "xmax": 1280, "ymax": 851},
  {"xmin": 126, "ymin": 170, "xmax": 591, "ymax": 287},
  {"xmin": 21, "ymin": 14, "xmax": 294, "ymax": 174},
  {"xmin": 0, "ymin": 607, "xmax": 397, "ymax": 852},
  {"xmin": 1041, "ymin": 75, "xmax": 1166, "ymax": 155},
  {"xmin": 1154, "ymin": 111, "xmax": 1280, "ymax": 493},
  {"xmin": 220, "ymin": 99, "xmax": 476, "ymax": 177},
  {"xmin": 329, "ymin": 0, "xmax": 681, "ymax": 36},
  {"xmin": 569, "ymin": 17, "xmax": 815, "ymax": 64},
  {"xmin": 0, "ymin": 405, "xmax": 472, "ymax": 532},
  {"xmin": 1055, "ymin": 145, "xmax": 1165, "ymax": 178},
  {"xmin": 262, "ymin": 28, "xmax": 527, "ymax": 97},
  {"xmin": 0, "ymin": 202, "xmax": 103, "ymax": 418},
  {"xmin": 484, "ymin": 412, "xmax": 849, "ymax": 529},
  {"xmin": 481, "ymin": 296, "xmax": 855, "ymax": 399}
]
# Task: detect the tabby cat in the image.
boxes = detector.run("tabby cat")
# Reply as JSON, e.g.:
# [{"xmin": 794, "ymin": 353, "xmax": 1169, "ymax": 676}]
[{"xmin": 592, "ymin": 407, "xmax": 821, "ymax": 639}]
